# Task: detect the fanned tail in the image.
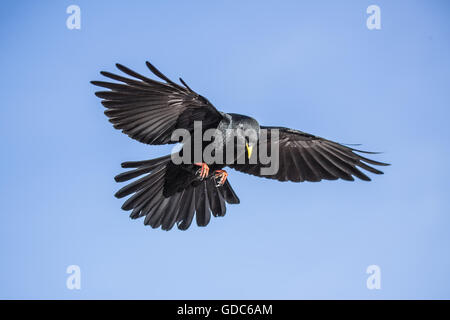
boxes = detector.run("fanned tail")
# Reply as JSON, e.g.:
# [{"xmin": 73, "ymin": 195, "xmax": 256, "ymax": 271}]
[{"xmin": 114, "ymin": 155, "xmax": 240, "ymax": 231}]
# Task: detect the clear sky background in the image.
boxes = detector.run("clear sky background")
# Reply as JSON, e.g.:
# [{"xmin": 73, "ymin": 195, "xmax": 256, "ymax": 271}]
[{"xmin": 1, "ymin": 0, "xmax": 449, "ymax": 299}]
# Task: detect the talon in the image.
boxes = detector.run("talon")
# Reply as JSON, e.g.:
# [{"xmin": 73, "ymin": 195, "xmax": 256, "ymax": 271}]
[
  {"xmin": 214, "ymin": 170, "xmax": 228, "ymax": 186},
  {"xmin": 194, "ymin": 163, "xmax": 209, "ymax": 180}
]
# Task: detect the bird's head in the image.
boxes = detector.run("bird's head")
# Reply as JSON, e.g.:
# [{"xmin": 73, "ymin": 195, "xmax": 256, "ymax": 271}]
[{"xmin": 228, "ymin": 113, "xmax": 260, "ymax": 159}]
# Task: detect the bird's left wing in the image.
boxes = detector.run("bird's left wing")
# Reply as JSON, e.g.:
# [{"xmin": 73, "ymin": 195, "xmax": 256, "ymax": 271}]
[
  {"xmin": 91, "ymin": 62, "xmax": 224, "ymax": 145},
  {"xmin": 230, "ymin": 126, "xmax": 389, "ymax": 182}
]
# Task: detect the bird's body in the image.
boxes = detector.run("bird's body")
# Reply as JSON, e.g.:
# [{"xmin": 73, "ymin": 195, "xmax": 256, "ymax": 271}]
[{"xmin": 92, "ymin": 61, "xmax": 389, "ymax": 231}]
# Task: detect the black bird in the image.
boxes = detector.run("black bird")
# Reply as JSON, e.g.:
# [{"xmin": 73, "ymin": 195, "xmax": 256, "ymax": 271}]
[{"xmin": 91, "ymin": 61, "xmax": 389, "ymax": 231}]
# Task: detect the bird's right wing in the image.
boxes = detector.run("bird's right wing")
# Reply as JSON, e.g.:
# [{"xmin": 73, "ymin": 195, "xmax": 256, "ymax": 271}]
[
  {"xmin": 91, "ymin": 62, "xmax": 224, "ymax": 145},
  {"xmin": 230, "ymin": 126, "xmax": 389, "ymax": 182}
]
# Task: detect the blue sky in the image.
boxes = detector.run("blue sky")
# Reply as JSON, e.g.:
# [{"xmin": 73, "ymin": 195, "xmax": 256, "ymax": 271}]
[{"xmin": 1, "ymin": 0, "xmax": 449, "ymax": 299}]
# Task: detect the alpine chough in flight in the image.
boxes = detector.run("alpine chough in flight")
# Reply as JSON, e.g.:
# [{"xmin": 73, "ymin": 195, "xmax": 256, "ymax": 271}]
[{"xmin": 91, "ymin": 61, "xmax": 389, "ymax": 231}]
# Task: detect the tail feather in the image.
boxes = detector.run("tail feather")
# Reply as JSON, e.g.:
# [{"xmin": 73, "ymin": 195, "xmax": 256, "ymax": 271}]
[
  {"xmin": 114, "ymin": 155, "xmax": 240, "ymax": 230},
  {"xmin": 122, "ymin": 169, "xmax": 166, "ymax": 211},
  {"xmin": 195, "ymin": 183, "xmax": 210, "ymax": 227},
  {"xmin": 176, "ymin": 188, "xmax": 196, "ymax": 230},
  {"xmin": 146, "ymin": 196, "xmax": 171, "ymax": 228},
  {"xmin": 206, "ymin": 179, "xmax": 226, "ymax": 217},
  {"xmin": 137, "ymin": 186, "xmax": 165, "ymax": 219},
  {"xmin": 114, "ymin": 166, "xmax": 154, "ymax": 183},
  {"xmin": 161, "ymin": 189, "xmax": 186, "ymax": 230},
  {"xmin": 218, "ymin": 180, "xmax": 240, "ymax": 204},
  {"xmin": 115, "ymin": 166, "xmax": 165, "ymax": 200},
  {"xmin": 121, "ymin": 155, "xmax": 172, "ymax": 168}
]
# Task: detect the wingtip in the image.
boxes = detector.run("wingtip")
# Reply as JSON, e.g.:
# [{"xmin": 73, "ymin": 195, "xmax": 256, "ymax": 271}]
[
  {"xmin": 350, "ymin": 147, "xmax": 383, "ymax": 155},
  {"xmin": 179, "ymin": 77, "xmax": 193, "ymax": 92},
  {"xmin": 341, "ymin": 143, "xmax": 363, "ymax": 147},
  {"xmin": 145, "ymin": 61, "xmax": 155, "ymax": 71},
  {"xmin": 371, "ymin": 160, "xmax": 390, "ymax": 167},
  {"xmin": 90, "ymin": 80, "xmax": 101, "ymax": 86},
  {"xmin": 115, "ymin": 63, "xmax": 128, "ymax": 73}
]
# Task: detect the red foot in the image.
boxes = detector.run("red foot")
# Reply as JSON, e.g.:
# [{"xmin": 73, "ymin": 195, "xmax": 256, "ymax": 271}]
[
  {"xmin": 194, "ymin": 163, "xmax": 210, "ymax": 180},
  {"xmin": 214, "ymin": 170, "xmax": 228, "ymax": 187}
]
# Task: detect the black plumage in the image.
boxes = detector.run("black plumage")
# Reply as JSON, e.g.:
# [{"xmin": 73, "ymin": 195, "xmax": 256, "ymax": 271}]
[{"xmin": 91, "ymin": 61, "xmax": 389, "ymax": 231}]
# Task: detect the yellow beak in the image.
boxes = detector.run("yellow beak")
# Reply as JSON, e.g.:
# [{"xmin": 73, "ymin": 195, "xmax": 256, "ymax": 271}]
[{"xmin": 246, "ymin": 143, "xmax": 253, "ymax": 159}]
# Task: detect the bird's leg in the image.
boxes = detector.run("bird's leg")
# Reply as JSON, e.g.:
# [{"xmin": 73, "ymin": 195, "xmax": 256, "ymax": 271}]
[
  {"xmin": 214, "ymin": 170, "xmax": 228, "ymax": 187},
  {"xmin": 194, "ymin": 163, "xmax": 210, "ymax": 180}
]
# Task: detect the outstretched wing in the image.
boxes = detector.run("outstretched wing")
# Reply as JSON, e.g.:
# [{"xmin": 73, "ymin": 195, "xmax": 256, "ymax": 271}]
[
  {"xmin": 91, "ymin": 62, "xmax": 224, "ymax": 145},
  {"xmin": 230, "ymin": 126, "xmax": 389, "ymax": 182}
]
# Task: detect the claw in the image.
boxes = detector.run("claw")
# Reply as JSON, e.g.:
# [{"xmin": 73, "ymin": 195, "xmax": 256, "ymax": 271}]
[
  {"xmin": 214, "ymin": 170, "xmax": 228, "ymax": 187},
  {"xmin": 194, "ymin": 163, "xmax": 210, "ymax": 180}
]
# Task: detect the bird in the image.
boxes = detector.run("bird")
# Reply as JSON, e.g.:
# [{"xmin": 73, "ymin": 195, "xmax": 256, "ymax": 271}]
[{"xmin": 91, "ymin": 61, "xmax": 389, "ymax": 231}]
